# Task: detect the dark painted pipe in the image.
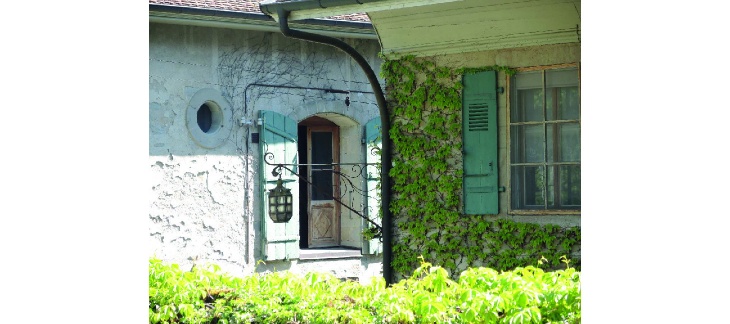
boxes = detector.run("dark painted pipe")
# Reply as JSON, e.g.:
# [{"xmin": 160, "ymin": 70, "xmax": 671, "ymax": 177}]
[{"xmin": 275, "ymin": 8, "xmax": 394, "ymax": 285}]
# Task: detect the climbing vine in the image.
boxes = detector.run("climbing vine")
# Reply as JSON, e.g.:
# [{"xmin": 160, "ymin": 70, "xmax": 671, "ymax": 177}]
[{"xmin": 380, "ymin": 55, "xmax": 580, "ymax": 279}]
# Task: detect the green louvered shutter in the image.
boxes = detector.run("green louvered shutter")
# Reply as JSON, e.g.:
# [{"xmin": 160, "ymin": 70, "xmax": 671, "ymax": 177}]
[
  {"xmin": 259, "ymin": 110, "xmax": 300, "ymax": 260},
  {"xmin": 462, "ymin": 71, "xmax": 499, "ymax": 215},
  {"xmin": 363, "ymin": 117, "xmax": 383, "ymax": 255}
]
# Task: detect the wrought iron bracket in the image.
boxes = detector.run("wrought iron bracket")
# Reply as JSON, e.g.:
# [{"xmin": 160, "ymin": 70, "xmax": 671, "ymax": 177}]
[{"xmin": 263, "ymin": 151, "xmax": 383, "ymax": 240}]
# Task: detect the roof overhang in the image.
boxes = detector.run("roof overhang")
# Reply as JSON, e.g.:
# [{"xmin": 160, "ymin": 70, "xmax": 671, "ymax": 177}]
[
  {"xmin": 149, "ymin": 4, "xmax": 378, "ymax": 40},
  {"xmin": 260, "ymin": 0, "xmax": 580, "ymax": 58},
  {"xmin": 259, "ymin": 0, "xmax": 462, "ymax": 22}
]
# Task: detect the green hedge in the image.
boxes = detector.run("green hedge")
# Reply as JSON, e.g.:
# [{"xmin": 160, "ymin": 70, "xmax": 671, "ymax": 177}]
[{"xmin": 149, "ymin": 258, "xmax": 580, "ymax": 323}]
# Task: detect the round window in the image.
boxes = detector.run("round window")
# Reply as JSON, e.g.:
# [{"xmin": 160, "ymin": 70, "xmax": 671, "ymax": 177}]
[
  {"xmin": 186, "ymin": 89, "xmax": 232, "ymax": 148},
  {"xmin": 197, "ymin": 102, "xmax": 222, "ymax": 134}
]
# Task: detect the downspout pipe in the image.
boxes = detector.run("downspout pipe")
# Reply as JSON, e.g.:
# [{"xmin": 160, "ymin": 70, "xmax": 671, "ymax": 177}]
[{"xmin": 275, "ymin": 8, "xmax": 394, "ymax": 285}]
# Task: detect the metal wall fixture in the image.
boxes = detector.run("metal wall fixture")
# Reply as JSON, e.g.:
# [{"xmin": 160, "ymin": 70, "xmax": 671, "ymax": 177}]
[
  {"xmin": 268, "ymin": 173, "xmax": 294, "ymax": 223},
  {"xmin": 263, "ymin": 151, "xmax": 383, "ymax": 238}
]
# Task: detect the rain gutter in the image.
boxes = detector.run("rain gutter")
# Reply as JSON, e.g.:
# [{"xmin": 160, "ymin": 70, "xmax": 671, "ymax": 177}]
[
  {"xmin": 149, "ymin": 4, "xmax": 377, "ymax": 40},
  {"xmin": 259, "ymin": 2, "xmax": 394, "ymax": 285},
  {"xmin": 258, "ymin": 0, "xmax": 386, "ymax": 16}
]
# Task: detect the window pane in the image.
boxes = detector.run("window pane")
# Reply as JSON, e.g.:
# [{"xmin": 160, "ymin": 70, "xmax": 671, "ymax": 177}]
[
  {"xmin": 510, "ymin": 125, "xmax": 519, "ymax": 162},
  {"xmin": 311, "ymin": 132, "xmax": 333, "ymax": 201},
  {"xmin": 513, "ymin": 88, "xmax": 544, "ymax": 122},
  {"xmin": 511, "ymin": 166, "xmax": 545, "ymax": 209},
  {"xmin": 546, "ymin": 86, "xmax": 580, "ymax": 121},
  {"xmin": 559, "ymin": 165, "xmax": 580, "ymax": 208},
  {"xmin": 546, "ymin": 166, "xmax": 555, "ymax": 208},
  {"xmin": 515, "ymin": 71, "xmax": 543, "ymax": 89},
  {"xmin": 545, "ymin": 165, "xmax": 581, "ymax": 209},
  {"xmin": 547, "ymin": 124, "xmax": 555, "ymax": 163},
  {"xmin": 511, "ymin": 125, "xmax": 544, "ymax": 163},
  {"xmin": 547, "ymin": 122, "xmax": 580, "ymax": 163},
  {"xmin": 546, "ymin": 69, "xmax": 579, "ymax": 121},
  {"xmin": 546, "ymin": 69, "xmax": 578, "ymax": 88},
  {"xmin": 512, "ymin": 71, "xmax": 543, "ymax": 123},
  {"xmin": 559, "ymin": 122, "xmax": 580, "ymax": 162},
  {"xmin": 559, "ymin": 87, "xmax": 580, "ymax": 120}
]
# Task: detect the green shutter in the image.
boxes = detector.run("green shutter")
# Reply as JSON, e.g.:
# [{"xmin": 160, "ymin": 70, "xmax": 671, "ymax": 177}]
[
  {"xmin": 462, "ymin": 71, "xmax": 499, "ymax": 215},
  {"xmin": 363, "ymin": 117, "xmax": 383, "ymax": 255},
  {"xmin": 259, "ymin": 110, "xmax": 300, "ymax": 260}
]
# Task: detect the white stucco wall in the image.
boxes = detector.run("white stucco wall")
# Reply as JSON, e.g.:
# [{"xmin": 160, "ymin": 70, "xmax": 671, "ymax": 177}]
[{"xmin": 149, "ymin": 22, "xmax": 383, "ymax": 279}]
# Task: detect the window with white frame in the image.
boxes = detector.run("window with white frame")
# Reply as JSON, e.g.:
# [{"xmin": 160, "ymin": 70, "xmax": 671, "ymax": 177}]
[{"xmin": 510, "ymin": 67, "xmax": 580, "ymax": 211}]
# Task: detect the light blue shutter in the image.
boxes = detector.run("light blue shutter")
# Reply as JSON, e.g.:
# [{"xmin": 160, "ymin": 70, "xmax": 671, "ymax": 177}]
[
  {"xmin": 259, "ymin": 110, "xmax": 300, "ymax": 260},
  {"xmin": 462, "ymin": 71, "xmax": 499, "ymax": 215},
  {"xmin": 363, "ymin": 117, "xmax": 383, "ymax": 254}
]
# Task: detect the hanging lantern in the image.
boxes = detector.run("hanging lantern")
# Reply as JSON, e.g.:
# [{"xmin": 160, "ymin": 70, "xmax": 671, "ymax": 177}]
[{"xmin": 268, "ymin": 177, "xmax": 293, "ymax": 223}]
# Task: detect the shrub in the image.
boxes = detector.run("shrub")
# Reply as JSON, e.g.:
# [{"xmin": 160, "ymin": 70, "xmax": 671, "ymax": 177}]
[{"xmin": 149, "ymin": 258, "xmax": 580, "ymax": 323}]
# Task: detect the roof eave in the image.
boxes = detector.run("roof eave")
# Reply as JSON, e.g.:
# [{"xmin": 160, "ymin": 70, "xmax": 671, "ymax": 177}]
[
  {"xmin": 149, "ymin": 4, "xmax": 377, "ymax": 39},
  {"xmin": 258, "ymin": 0, "xmax": 463, "ymax": 22}
]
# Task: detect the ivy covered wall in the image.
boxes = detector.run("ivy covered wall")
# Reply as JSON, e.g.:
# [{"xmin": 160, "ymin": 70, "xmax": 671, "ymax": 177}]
[{"xmin": 381, "ymin": 43, "xmax": 581, "ymax": 280}]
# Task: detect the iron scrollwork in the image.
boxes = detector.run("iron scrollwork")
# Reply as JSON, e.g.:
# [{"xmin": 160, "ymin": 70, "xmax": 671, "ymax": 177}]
[{"xmin": 263, "ymin": 151, "xmax": 383, "ymax": 240}]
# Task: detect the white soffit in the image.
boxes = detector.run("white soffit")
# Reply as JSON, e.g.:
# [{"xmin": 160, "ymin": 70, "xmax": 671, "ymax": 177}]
[
  {"xmin": 269, "ymin": 0, "xmax": 464, "ymax": 22},
  {"xmin": 370, "ymin": 0, "xmax": 581, "ymax": 58}
]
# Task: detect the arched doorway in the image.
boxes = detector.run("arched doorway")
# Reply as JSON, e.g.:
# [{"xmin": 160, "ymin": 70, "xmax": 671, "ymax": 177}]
[
  {"xmin": 298, "ymin": 115, "xmax": 340, "ymax": 248},
  {"xmin": 259, "ymin": 110, "xmax": 381, "ymax": 260}
]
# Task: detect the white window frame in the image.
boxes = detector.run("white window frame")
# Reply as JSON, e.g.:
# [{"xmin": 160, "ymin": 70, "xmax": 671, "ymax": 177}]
[{"xmin": 507, "ymin": 63, "xmax": 581, "ymax": 215}]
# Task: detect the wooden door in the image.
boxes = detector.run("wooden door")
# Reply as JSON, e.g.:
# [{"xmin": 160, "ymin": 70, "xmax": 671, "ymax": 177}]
[{"xmin": 307, "ymin": 126, "xmax": 340, "ymax": 247}]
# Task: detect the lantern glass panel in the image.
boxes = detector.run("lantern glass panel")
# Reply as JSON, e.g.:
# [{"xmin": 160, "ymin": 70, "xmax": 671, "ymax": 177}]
[{"xmin": 268, "ymin": 179, "xmax": 293, "ymax": 223}]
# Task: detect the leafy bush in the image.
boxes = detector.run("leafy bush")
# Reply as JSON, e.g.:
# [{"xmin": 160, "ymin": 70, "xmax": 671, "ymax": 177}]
[{"xmin": 149, "ymin": 257, "xmax": 580, "ymax": 323}]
